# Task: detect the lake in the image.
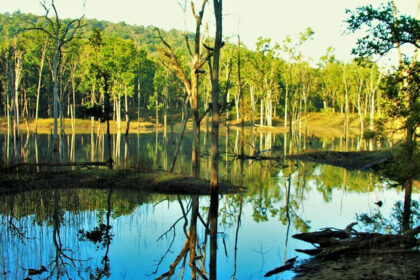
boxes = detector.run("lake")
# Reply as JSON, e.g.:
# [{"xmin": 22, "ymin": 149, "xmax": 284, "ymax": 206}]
[{"xmin": 0, "ymin": 126, "xmax": 411, "ymax": 279}]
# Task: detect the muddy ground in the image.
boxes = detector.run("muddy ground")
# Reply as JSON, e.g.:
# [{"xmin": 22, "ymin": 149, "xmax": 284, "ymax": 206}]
[{"xmin": 292, "ymin": 251, "xmax": 420, "ymax": 280}]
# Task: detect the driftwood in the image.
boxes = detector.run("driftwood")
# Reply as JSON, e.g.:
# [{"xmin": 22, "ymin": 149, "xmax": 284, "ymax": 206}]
[
  {"xmin": 264, "ymin": 257, "xmax": 297, "ymax": 277},
  {"xmin": 2, "ymin": 161, "xmax": 112, "ymax": 172},
  {"xmin": 293, "ymin": 223, "xmax": 420, "ymax": 257},
  {"xmin": 235, "ymin": 154, "xmax": 282, "ymax": 161}
]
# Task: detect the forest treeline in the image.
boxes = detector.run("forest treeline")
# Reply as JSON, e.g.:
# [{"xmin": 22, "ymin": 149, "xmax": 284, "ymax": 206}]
[{"xmin": 0, "ymin": 10, "xmax": 385, "ymax": 136}]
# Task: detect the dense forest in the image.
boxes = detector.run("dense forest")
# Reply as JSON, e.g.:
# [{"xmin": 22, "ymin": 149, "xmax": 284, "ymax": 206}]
[
  {"xmin": 0, "ymin": 10, "xmax": 387, "ymax": 137},
  {"xmin": 0, "ymin": 2, "xmax": 419, "ymax": 279}
]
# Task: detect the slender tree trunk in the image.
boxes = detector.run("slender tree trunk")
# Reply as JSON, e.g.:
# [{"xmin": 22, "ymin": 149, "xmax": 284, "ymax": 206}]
[
  {"xmin": 343, "ymin": 65, "xmax": 349, "ymax": 150},
  {"xmin": 117, "ymin": 96, "xmax": 121, "ymax": 130},
  {"xmin": 164, "ymin": 84, "xmax": 168, "ymax": 139},
  {"xmin": 13, "ymin": 58, "xmax": 21, "ymax": 138},
  {"xmin": 226, "ymin": 70, "xmax": 230, "ymax": 126},
  {"xmin": 124, "ymin": 86, "xmax": 129, "ymax": 134},
  {"xmin": 250, "ymin": 86, "xmax": 255, "ymax": 126},
  {"xmin": 52, "ymin": 42, "xmax": 60, "ymax": 154},
  {"xmin": 402, "ymin": 178, "xmax": 413, "ymax": 232},
  {"xmin": 210, "ymin": 1, "xmax": 222, "ymax": 277},
  {"xmin": 238, "ymin": 35, "xmax": 244, "ymax": 128},
  {"xmin": 357, "ymin": 92, "xmax": 364, "ymax": 136},
  {"xmin": 35, "ymin": 41, "xmax": 47, "ymax": 134},
  {"xmin": 155, "ymin": 90, "xmax": 159, "ymax": 128},
  {"xmin": 169, "ymin": 101, "xmax": 189, "ymax": 172},
  {"xmin": 191, "ymin": 76, "xmax": 200, "ymax": 178},
  {"xmin": 209, "ymin": 191, "xmax": 219, "ymax": 279},
  {"xmin": 188, "ymin": 196, "xmax": 199, "ymax": 280},
  {"xmin": 137, "ymin": 80, "xmax": 141, "ymax": 128},
  {"xmin": 71, "ymin": 71, "xmax": 76, "ymax": 133}
]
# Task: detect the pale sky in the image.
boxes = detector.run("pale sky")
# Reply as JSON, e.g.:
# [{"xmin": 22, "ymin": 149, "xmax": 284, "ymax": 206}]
[{"xmin": 0, "ymin": 0, "xmax": 417, "ymax": 65}]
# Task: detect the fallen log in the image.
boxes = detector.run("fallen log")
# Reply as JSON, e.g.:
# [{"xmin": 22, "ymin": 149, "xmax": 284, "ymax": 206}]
[
  {"xmin": 292, "ymin": 222, "xmax": 358, "ymax": 246},
  {"xmin": 264, "ymin": 257, "xmax": 297, "ymax": 277},
  {"xmin": 264, "ymin": 263, "xmax": 294, "ymax": 277},
  {"xmin": 293, "ymin": 223, "xmax": 420, "ymax": 257},
  {"xmin": 295, "ymin": 248, "xmax": 321, "ymax": 256},
  {"xmin": 234, "ymin": 154, "xmax": 281, "ymax": 161},
  {"xmin": 2, "ymin": 161, "xmax": 112, "ymax": 172}
]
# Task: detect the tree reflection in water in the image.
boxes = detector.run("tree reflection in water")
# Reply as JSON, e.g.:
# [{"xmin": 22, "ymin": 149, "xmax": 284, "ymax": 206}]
[
  {"xmin": 1, "ymin": 129, "xmax": 417, "ymax": 279},
  {"xmin": 153, "ymin": 193, "xmax": 219, "ymax": 280},
  {"xmin": 78, "ymin": 188, "xmax": 113, "ymax": 279}
]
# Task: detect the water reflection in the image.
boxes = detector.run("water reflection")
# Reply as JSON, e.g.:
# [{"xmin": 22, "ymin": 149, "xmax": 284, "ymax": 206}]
[
  {"xmin": 0, "ymin": 178, "xmax": 410, "ymax": 279},
  {"xmin": 1, "ymin": 128, "xmax": 416, "ymax": 279},
  {"xmin": 0, "ymin": 126, "xmax": 388, "ymax": 173}
]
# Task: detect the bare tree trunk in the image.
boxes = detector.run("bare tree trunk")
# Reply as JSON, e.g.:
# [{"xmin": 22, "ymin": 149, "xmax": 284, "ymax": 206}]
[
  {"xmin": 125, "ymin": 85, "xmax": 129, "ymax": 125},
  {"xmin": 14, "ymin": 51, "xmax": 22, "ymax": 138},
  {"xmin": 188, "ymin": 196, "xmax": 199, "ymax": 280},
  {"xmin": 91, "ymin": 83, "xmax": 96, "ymax": 129},
  {"xmin": 343, "ymin": 65, "xmax": 350, "ymax": 150},
  {"xmin": 169, "ymin": 100, "xmax": 189, "ymax": 172},
  {"xmin": 137, "ymin": 80, "xmax": 141, "ymax": 128},
  {"xmin": 116, "ymin": 96, "xmax": 121, "ymax": 130},
  {"xmin": 209, "ymin": 191, "xmax": 219, "ymax": 279},
  {"xmin": 402, "ymin": 178, "xmax": 413, "ymax": 232},
  {"xmin": 71, "ymin": 70, "xmax": 76, "ymax": 133},
  {"xmin": 210, "ymin": 4, "xmax": 222, "ymax": 278},
  {"xmin": 155, "ymin": 1, "xmax": 209, "ymax": 179},
  {"xmin": 250, "ymin": 86, "xmax": 255, "ymax": 126},
  {"xmin": 35, "ymin": 39, "xmax": 47, "ymax": 134},
  {"xmin": 52, "ymin": 42, "xmax": 60, "ymax": 155},
  {"xmin": 164, "ymin": 83, "xmax": 168, "ymax": 139},
  {"xmin": 155, "ymin": 90, "xmax": 159, "ymax": 128}
]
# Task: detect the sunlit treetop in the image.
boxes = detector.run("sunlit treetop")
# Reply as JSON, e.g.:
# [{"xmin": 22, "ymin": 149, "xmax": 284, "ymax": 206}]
[{"xmin": 345, "ymin": 1, "xmax": 420, "ymax": 58}]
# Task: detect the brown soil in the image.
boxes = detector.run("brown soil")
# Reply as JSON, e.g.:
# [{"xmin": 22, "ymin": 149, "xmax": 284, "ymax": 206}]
[
  {"xmin": 0, "ymin": 168, "xmax": 246, "ymax": 195},
  {"xmin": 293, "ymin": 251, "xmax": 420, "ymax": 280}
]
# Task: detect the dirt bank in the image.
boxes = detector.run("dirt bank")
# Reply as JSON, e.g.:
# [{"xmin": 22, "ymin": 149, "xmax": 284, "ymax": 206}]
[
  {"xmin": 293, "ymin": 251, "xmax": 420, "ymax": 280},
  {"xmin": 0, "ymin": 168, "xmax": 246, "ymax": 195}
]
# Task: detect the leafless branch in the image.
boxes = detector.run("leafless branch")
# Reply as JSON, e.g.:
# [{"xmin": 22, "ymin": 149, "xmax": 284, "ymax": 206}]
[
  {"xmin": 157, "ymin": 216, "xmax": 184, "ymax": 241},
  {"xmin": 154, "ymin": 239, "xmax": 190, "ymax": 280},
  {"xmin": 198, "ymin": 105, "xmax": 211, "ymax": 124},
  {"xmin": 178, "ymin": 196, "xmax": 190, "ymax": 237},
  {"xmin": 184, "ymin": 34, "xmax": 193, "ymax": 57},
  {"xmin": 148, "ymin": 227, "xmax": 177, "ymax": 276},
  {"xmin": 155, "ymin": 28, "xmax": 192, "ymax": 92}
]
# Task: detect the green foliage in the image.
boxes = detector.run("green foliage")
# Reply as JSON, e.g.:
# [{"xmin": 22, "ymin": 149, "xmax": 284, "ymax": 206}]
[
  {"xmin": 356, "ymin": 199, "xmax": 420, "ymax": 233},
  {"xmin": 78, "ymin": 224, "xmax": 113, "ymax": 249},
  {"xmin": 80, "ymin": 104, "xmax": 108, "ymax": 122},
  {"xmin": 363, "ymin": 129, "xmax": 377, "ymax": 140},
  {"xmin": 345, "ymin": 2, "xmax": 420, "ymax": 58},
  {"xmin": 379, "ymin": 143, "xmax": 420, "ymax": 183}
]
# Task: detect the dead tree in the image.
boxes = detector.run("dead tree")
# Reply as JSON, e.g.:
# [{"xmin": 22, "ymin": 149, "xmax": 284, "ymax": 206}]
[
  {"xmin": 155, "ymin": 0, "xmax": 212, "ymax": 178},
  {"xmin": 28, "ymin": 0, "xmax": 85, "ymax": 158}
]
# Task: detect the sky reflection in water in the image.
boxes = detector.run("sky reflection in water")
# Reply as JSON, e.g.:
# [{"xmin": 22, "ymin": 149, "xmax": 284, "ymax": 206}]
[{"xmin": 0, "ymin": 129, "xmax": 410, "ymax": 279}]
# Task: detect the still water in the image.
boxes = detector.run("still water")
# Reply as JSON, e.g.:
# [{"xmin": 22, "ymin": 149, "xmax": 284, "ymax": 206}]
[{"xmin": 0, "ymin": 127, "xmax": 411, "ymax": 279}]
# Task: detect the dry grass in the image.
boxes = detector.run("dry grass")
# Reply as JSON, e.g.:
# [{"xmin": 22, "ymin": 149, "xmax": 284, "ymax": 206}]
[
  {"xmin": 0, "ymin": 112, "xmax": 407, "ymax": 139},
  {"xmin": 0, "ymin": 117, "xmax": 160, "ymax": 134}
]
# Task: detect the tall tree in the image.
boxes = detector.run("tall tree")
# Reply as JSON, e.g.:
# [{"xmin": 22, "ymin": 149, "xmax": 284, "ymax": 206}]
[
  {"xmin": 209, "ymin": 3, "xmax": 223, "ymax": 279},
  {"xmin": 29, "ymin": 0, "xmax": 84, "ymax": 155},
  {"xmin": 156, "ymin": 0, "xmax": 211, "ymax": 178}
]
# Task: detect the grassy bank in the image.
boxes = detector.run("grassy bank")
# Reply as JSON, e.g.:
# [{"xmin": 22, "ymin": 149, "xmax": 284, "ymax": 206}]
[
  {"xmin": 0, "ymin": 168, "xmax": 246, "ymax": 195},
  {"xmin": 0, "ymin": 112, "xmax": 404, "ymax": 139},
  {"xmin": 0, "ymin": 117, "xmax": 160, "ymax": 134}
]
